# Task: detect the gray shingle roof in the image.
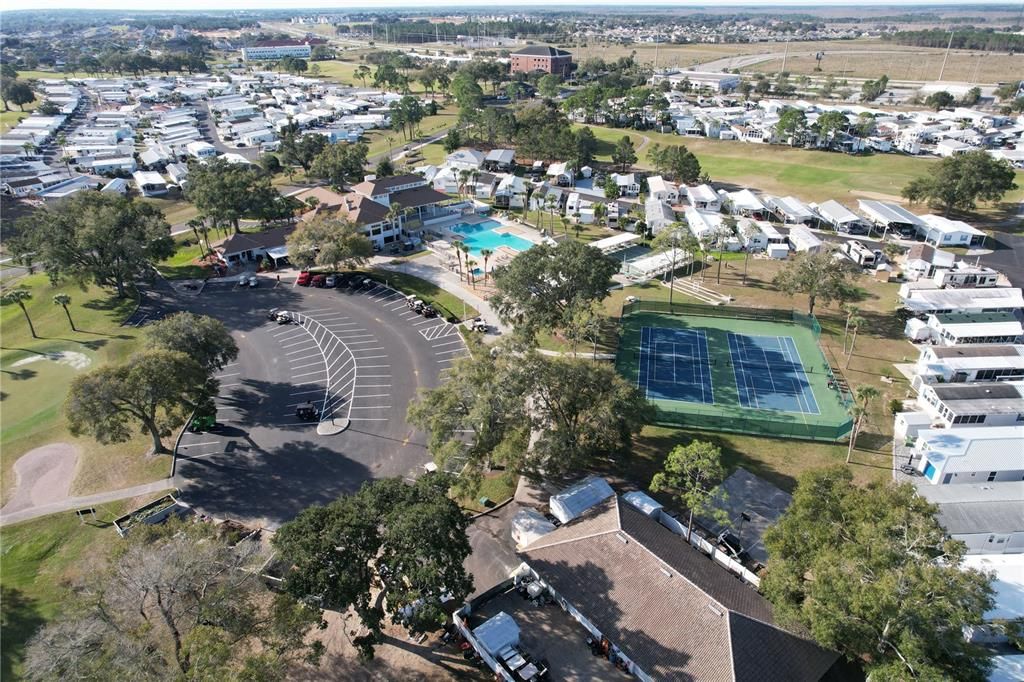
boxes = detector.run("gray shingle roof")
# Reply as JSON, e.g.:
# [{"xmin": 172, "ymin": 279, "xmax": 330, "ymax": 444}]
[
  {"xmin": 521, "ymin": 497, "xmax": 838, "ymax": 681},
  {"xmin": 513, "ymin": 45, "xmax": 571, "ymax": 57}
]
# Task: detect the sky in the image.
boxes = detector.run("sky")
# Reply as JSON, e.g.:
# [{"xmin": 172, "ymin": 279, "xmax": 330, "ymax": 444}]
[{"xmin": 3, "ymin": 0, "xmax": 1016, "ymax": 13}]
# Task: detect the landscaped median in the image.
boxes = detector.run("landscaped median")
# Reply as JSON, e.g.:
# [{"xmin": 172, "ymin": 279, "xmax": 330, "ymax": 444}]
[{"xmin": 351, "ymin": 268, "xmax": 479, "ymax": 322}]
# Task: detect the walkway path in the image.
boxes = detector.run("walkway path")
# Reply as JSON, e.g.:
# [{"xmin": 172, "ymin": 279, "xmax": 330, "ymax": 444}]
[{"xmin": 0, "ymin": 478, "xmax": 175, "ymax": 527}]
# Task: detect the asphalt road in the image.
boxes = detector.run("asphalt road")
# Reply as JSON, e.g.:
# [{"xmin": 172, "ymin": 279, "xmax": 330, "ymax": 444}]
[{"xmin": 169, "ymin": 276, "xmax": 469, "ymax": 528}]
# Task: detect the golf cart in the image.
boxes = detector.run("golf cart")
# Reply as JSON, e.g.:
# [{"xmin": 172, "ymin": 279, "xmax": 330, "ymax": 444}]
[
  {"xmin": 190, "ymin": 413, "xmax": 218, "ymax": 433},
  {"xmin": 295, "ymin": 402, "xmax": 319, "ymax": 421},
  {"xmin": 274, "ymin": 310, "xmax": 293, "ymax": 325},
  {"xmin": 408, "ymin": 296, "xmax": 425, "ymax": 312},
  {"xmin": 422, "ymin": 305, "xmax": 438, "ymax": 318},
  {"xmin": 267, "ymin": 307, "xmax": 280, "ymax": 320},
  {"xmin": 466, "ymin": 317, "xmax": 489, "ymax": 333}
]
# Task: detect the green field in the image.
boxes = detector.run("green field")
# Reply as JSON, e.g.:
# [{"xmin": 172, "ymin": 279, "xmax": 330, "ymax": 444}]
[
  {"xmin": 617, "ymin": 304, "xmax": 852, "ymax": 441},
  {"xmin": 0, "ymin": 275, "xmax": 165, "ymax": 505}
]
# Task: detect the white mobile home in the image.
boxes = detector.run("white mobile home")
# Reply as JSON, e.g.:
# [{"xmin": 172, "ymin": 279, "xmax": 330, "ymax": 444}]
[
  {"xmin": 686, "ymin": 184, "xmax": 720, "ymax": 211},
  {"xmin": 916, "ymin": 381, "xmax": 1024, "ymax": 429},
  {"xmin": 914, "ymin": 425, "xmax": 1024, "ymax": 485},
  {"xmin": 857, "ymin": 199, "xmax": 922, "ymax": 238},
  {"xmin": 765, "ymin": 195, "xmax": 815, "ymax": 225},
  {"xmin": 132, "ymin": 170, "xmax": 168, "ymax": 197},
  {"xmin": 787, "ymin": 225, "xmax": 823, "ymax": 254},
  {"xmin": 839, "ymin": 240, "xmax": 877, "ymax": 267},
  {"xmin": 917, "ymin": 214, "xmax": 987, "ymax": 247},
  {"xmin": 912, "ymin": 345, "xmax": 1024, "ymax": 389},
  {"xmin": 926, "ymin": 313, "xmax": 1023, "ymax": 347},
  {"xmin": 900, "ymin": 287, "xmax": 1024, "ymax": 316},
  {"xmin": 647, "ymin": 175, "xmax": 678, "ymax": 203},
  {"xmin": 814, "ymin": 199, "xmax": 869, "ymax": 234}
]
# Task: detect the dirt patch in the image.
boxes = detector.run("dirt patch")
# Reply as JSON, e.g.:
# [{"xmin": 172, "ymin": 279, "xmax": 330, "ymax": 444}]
[
  {"xmin": 1, "ymin": 442, "xmax": 81, "ymax": 515},
  {"xmin": 289, "ymin": 608, "xmax": 485, "ymax": 681},
  {"xmin": 849, "ymin": 189, "xmax": 906, "ymax": 204}
]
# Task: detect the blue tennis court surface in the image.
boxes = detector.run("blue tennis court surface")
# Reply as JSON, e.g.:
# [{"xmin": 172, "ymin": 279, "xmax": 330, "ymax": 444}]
[
  {"xmin": 638, "ymin": 327, "xmax": 713, "ymax": 404},
  {"xmin": 727, "ymin": 333, "xmax": 820, "ymax": 415}
]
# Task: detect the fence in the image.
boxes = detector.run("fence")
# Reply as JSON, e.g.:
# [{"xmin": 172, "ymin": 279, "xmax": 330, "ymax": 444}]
[
  {"xmin": 652, "ymin": 406, "xmax": 853, "ymax": 442},
  {"xmin": 622, "ymin": 299, "xmax": 821, "ymax": 337}
]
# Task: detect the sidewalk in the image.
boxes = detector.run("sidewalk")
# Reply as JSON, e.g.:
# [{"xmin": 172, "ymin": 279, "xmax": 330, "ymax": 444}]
[{"xmin": 0, "ymin": 478, "xmax": 176, "ymax": 527}]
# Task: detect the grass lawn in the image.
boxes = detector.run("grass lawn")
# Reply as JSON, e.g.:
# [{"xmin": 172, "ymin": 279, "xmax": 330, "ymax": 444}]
[
  {"xmin": 607, "ymin": 425, "xmax": 889, "ymax": 498},
  {"xmin": 0, "ymin": 99, "xmax": 39, "ymax": 134},
  {"xmin": 458, "ymin": 471, "xmax": 518, "ymax": 513},
  {"xmin": 0, "ymin": 275, "xmax": 167, "ymax": 505},
  {"xmin": 0, "ymin": 493, "xmax": 170, "ymax": 679},
  {"xmin": 577, "ymin": 124, "xmax": 1024, "ymax": 228},
  {"xmin": 354, "ymin": 268, "xmax": 478, "ymax": 321},
  {"xmin": 139, "ymin": 196, "xmax": 200, "ymax": 226},
  {"xmin": 363, "ymin": 106, "xmax": 458, "ymax": 160},
  {"xmin": 157, "ymin": 238, "xmax": 214, "ymax": 281}
]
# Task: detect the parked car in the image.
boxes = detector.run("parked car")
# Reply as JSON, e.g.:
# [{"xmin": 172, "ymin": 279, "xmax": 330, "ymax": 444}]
[
  {"xmin": 311, "ymin": 274, "xmax": 327, "ymax": 288},
  {"xmin": 361, "ymin": 277, "xmax": 376, "ymax": 289},
  {"xmin": 324, "ymin": 275, "xmax": 336, "ymax": 288},
  {"xmin": 296, "ymin": 271, "xmax": 312, "ymax": 286},
  {"xmin": 275, "ymin": 311, "xmax": 293, "ymax": 324},
  {"xmin": 247, "ymin": 276, "xmax": 258, "ymax": 287}
]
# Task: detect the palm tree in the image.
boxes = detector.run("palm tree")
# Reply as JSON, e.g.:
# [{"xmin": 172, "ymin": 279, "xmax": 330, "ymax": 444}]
[
  {"xmin": 452, "ymin": 240, "xmax": 465, "ymax": 279},
  {"xmin": 2, "ymin": 289, "xmax": 36, "ymax": 338},
  {"xmin": 53, "ymin": 293, "xmax": 75, "ymax": 331},
  {"xmin": 846, "ymin": 385, "xmax": 880, "ymax": 464},
  {"xmin": 840, "ymin": 304, "xmax": 860, "ymax": 354},
  {"xmin": 465, "ymin": 258, "xmax": 477, "ymax": 288},
  {"xmin": 456, "ymin": 242, "xmax": 471, "ymax": 282},
  {"xmin": 385, "ymin": 201, "xmax": 404, "ymax": 239},
  {"xmin": 480, "ymin": 249, "xmax": 493, "ymax": 283},
  {"xmin": 681, "ymin": 234, "xmax": 700, "ymax": 278},
  {"xmin": 593, "ymin": 202, "xmax": 606, "ymax": 227},
  {"xmin": 355, "ymin": 65, "xmax": 370, "ymax": 87},
  {"xmin": 524, "ymin": 185, "xmax": 536, "ymax": 222},
  {"xmin": 457, "ymin": 170, "xmax": 471, "ymax": 200},
  {"xmin": 845, "ymin": 313, "xmax": 866, "ymax": 369},
  {"xmin": 187, "ymin": 218, "xmax": 207, "ymax": 258},
  {"xmin": 545, "ymin": 195, "xmax": 557, "ymax": 234}
]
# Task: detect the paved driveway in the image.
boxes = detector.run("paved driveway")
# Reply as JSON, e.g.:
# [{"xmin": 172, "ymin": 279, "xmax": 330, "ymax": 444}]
[{"xmin": 171, "ymin": 277, "xmax": 469, "ymax": 528}]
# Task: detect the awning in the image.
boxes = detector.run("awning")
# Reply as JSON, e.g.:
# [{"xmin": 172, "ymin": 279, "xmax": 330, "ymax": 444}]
[{"xmin": 266, "ymin": 246, "xmax": 289, "ymax": 260}]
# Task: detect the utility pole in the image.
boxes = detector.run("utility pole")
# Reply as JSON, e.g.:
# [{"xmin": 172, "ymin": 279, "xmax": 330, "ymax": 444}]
[{"xmin": 937, "ymin": 29, "xmax": 954, "ymax": 82}]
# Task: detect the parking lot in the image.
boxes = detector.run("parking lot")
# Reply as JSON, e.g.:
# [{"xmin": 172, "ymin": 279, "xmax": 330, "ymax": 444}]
[{"xmin": 171, "ymin": 276, "xmax": 469, "ymax": 528}]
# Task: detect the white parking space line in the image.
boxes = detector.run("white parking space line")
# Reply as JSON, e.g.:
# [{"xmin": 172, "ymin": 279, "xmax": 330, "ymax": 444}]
[
  {"xmin": 281, "ymin": 338, "xmax": 315, "ymax": 349},
  {"xmin": 336, "ymin": 333, "xmax": 373, "ymax": 339},
  {"xmin": 290, "ymin": 360, "xmax": 324, "ymax": 370},
  {"xmin": 223, "ymin": 362, "xmax": 239, "ymax": 367},
  {"xmin": 299, "ymin": 308, "xmax": 337, "ymax": 314},
  {"xmin": 376, "ymin": 293, "xmax": 403, "ymax": 303},
  {"xmin": 288, "ymin": 354, "xmax": 320, "ymax": 363},
  {"xmin": 360, "ymin": 374, "xmax": 391, "ymax": 378},
  {"xmin": 293, "ymin": 380, "xmax": 326, "ymax": 386},
  {"xmin": 352, "ymin": 354, "xmax": 386, "ymax": 359},
  {"xmin": 179, "ymin": 451, "xmax": 224, "ymax": 461},
  {"xmin": 285, "ymin": 345, "xmax": 317, "ymax": 355},
  {"xmin": 352, "ymin": 393, "xmax": 389, "ymax": 398},
  {"xmin": 412, "ymin": 318, "xmax": 435, "ymax": 326},
  {"xmin": 437, "ymin": 358, "xmax": 457, "ymax": 364},
  {"xmin": 180, "ymin": 441, "xmax": 220, "ymax": 448},
  {"xmin": 217, "ymin": 372, "xmax": 240, "ymax": 377},
  {"xmin": 399, "ymin": 312, "xmax": 420, "ymax": 319},
  {"xmin": 350, "ymin": 405, "xmax": 391, "ymax": 410},
  {"xmin": 221, "ymin": 382, "xmax": 242, "ymax": 387},
  {"xmin": 346, "ymin": 340, "xmax": 380, "ymax": 346},
  {"xmin": 293, "ymin": 369, "xmax": 326, "ymax": 378},
  {"xmin": 355, "ymin": 383, "xmax": 391, "ymax": 387},
  {"xmin": 388, "ymin": 300, "xmax": 409, "ymax": 310},
  {"xmin": 272, "ymin": 327, "xmax": 303, "ymax": 337},
  {"xmin": 290, "ymin": 389, "xmax": 322, "ymax": 396},
  {"xmin": 324, "ymin": 322, "xmax": 361, "ymax": 328},
  {"xmin": 431, "ymin": 339, "xmax": 464, "ymax": 349},
  {"xmin": 360, "ymin": 364, "xmax": 390, "ymax": 369},
  {"xmin": 435, "ymin": 348, "xmax": 467, "ymax": 356},
  {"xmin": 349, "ymin": 417, "xmax": 388, "ymax": 422},
  {"xmin": 312, "ymin": 314, "xmax": 349, "ymax": 321}
]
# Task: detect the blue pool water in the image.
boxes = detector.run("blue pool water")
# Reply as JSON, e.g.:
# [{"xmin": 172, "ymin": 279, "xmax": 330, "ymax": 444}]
[{"xmin": 450, "ymin": 220, "xmax": 534, "ymax": 258}]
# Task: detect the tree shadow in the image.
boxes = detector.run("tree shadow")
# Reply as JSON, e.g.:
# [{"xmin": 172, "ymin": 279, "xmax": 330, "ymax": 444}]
[
  {"xmin": 0, "ymin": 585, "xmax": 46, "ymax": 681},
  {"xmin": 0, "ymin": 368, "xmax": 37, "ymax": 381}
]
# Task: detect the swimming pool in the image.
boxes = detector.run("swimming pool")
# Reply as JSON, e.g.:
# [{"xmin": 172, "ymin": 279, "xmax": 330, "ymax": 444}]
[{"xmin": 449, "ymin": 220, "xmax": 535, "ymax": 258}]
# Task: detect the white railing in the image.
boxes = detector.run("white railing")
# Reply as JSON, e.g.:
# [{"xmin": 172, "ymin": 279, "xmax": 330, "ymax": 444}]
[{"xmin": 656, "ymin": 511, "xmax": 761, "ymax": 587}]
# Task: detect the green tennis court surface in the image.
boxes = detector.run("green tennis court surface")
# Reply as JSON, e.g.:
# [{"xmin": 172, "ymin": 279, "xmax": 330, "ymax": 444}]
[{"xmin": 618, "ymin": 302, "xmax": 853, "ymax": 441}]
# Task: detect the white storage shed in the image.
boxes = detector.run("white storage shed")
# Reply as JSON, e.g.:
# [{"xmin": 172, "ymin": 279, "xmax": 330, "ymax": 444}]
[{"xmin": 549, "ymin": 476, "xmax": 614, "ymax": 525}]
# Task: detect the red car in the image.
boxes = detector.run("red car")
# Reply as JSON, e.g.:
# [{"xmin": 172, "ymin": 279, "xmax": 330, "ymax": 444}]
[
  {"xmin": 296, "ymin": 271, "xmax": 312, "ymax": 286},
  {"xmin": 311, "ymin": 274, "xmax": 327, "ymax": 288}
]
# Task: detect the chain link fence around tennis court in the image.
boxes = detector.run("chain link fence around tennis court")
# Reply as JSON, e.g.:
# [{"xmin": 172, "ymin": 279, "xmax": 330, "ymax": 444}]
[
  {"xmin": 620, "ymin": 300, "xmax": 853, "ymax": 442},
  {"xmin": 650, "ymin": 406, "xmax": 853, "ymax": 442}
]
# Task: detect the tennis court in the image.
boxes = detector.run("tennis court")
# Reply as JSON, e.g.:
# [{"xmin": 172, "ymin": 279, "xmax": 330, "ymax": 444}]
[
  {"xmin": 638, "ymin": 327, "xmax": 713, "ymax": 404},
  {"xmin": 617, "ymin": 301, "xmax": 853, "ymax": 442},
  {"xmin": 727, "ymin": 333, "xmax": 820, "ymax": 415}
]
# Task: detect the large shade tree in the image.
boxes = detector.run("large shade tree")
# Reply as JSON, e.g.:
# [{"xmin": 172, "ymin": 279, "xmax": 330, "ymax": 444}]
[
  {"xmin": 65, "ymin": 349, "xmax": 215, "ymax": 454},
  {"xmin": 11, "ymin": 192, "xmax": 173, "ymax": 298},
  {"xmin": 24, "ymin": 520, "xmax": 325, "ymax": 680},
  {"xmin": 185, "ymin": 159, "xmax": 292, "ymax": 233},
  {"xmin": 763, "ymin": 466, "xmax": 994, "ymax": 681},
  {"xmin": 772, "ymin": 249, "xmax": 858, "ymax": 315},
  {"xmin": 309, "ymin": 142, "xmax": 369, "ymax": 190},
  {"xmin": 273, "ymin": 474, "xmax": 472, "ymax": 658},
  {"xmin": 285, "ymin": 215, "xmax": 374, "ymax": 271},
  {"xmin": 490, "ymin": 240, "xmax": 619, "ymax": 341},
  {"xmin": 902, "ymin": 150, "xmax": 1018, "ymax": 216},
  {"xmin": 146, "ymin": 312, "xmax": 239, "ymax": 374}
]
